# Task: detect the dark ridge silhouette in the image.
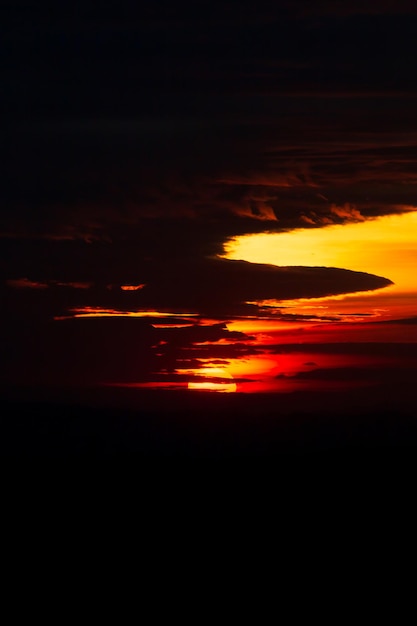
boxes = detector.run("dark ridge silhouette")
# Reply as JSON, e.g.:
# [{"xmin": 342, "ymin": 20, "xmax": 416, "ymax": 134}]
[{"xmin": 1, "ymin": 393, "xmax": 417, "ymax": 458}]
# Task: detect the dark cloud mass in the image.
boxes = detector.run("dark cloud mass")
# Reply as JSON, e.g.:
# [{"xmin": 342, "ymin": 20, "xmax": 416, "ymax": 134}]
[{"xmin": 3, "ymin": 0, "xmax": 417, "ymax": 245}]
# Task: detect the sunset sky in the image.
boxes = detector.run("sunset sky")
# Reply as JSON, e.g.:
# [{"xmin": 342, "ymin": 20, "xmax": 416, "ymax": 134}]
[{"xmin": 2, "ymin": 0, "xmax": 417, "ymax": 419}]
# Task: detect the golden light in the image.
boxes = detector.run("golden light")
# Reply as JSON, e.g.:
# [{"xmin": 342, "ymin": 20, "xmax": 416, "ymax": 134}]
[
  {"xmin": 223, "ymin": 211, "xmax": 417, "ymax": 294},
  {"xmin": 187, "ymin": 367, "xmax": 237, "ymax": 393}
]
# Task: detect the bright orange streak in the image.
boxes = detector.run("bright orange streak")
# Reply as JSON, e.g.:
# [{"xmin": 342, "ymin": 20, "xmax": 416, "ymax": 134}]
[
  {"xmin": 151, "ymin": 323, "xmax": 195, "ymax": 328},
  {"xmin": 120, "ymin": 284, "xmax": 146, "ymax": 291},
  {"xmin": 54, "ymin": 307, "xmax": 198, "ymax": 320},
  {"xmin": 228, "ymin": 317, "xmax": 417, "ymax": 345},
  {"xmin": 227, "ymin": 319, "xmax": 312, "ymax": 334}
]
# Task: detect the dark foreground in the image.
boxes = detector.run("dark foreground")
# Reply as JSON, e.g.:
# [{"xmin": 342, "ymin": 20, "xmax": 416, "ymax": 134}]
[{"xmin": 1, "ymin": 386, "xmax": 417, "ymax": 458}]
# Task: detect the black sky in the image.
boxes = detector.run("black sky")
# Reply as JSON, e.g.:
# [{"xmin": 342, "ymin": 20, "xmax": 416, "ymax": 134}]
[{"xmin": 3, "ymin": 0, "xmax": 417, "ymax": 119}]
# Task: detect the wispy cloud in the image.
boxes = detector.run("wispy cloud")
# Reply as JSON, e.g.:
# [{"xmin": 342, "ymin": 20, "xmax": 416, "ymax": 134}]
[
  {"xmin": 6, "ymin": 278, "xmax": 92, "ymax": 290},
  {"xmin": 329, "ymin": 203, "xmax": 365, "ymax": 221},
  {"xmin": 6, "ymin": 278, "xmax": 49, "ymax": 290}
]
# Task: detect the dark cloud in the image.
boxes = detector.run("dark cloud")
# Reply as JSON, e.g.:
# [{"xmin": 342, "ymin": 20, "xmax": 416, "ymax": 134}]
[
  {"xmin": 277, "ymin": 366, "xmax": 394, "ymax": 381},
  {"xmin": 275, "ymin": 363, "xmax": 417, "ymax": 397},
  {"xmin": 268, "ymin": 342, "xmax": 417, "ymax": 359},
  {"xmin": 380, "ymin": 316, "xmax": 417, "ymax": 325},
  {"xmin": 0, "ymin": 301, "xmax": 255, "ymax": 386},
  {"xmin": 3, "ymin": 254, "xmax": 392, "ymax": 318},
  {"xmin": 4, "ymin": 96, "xmax": 417, "ymax": 243}
]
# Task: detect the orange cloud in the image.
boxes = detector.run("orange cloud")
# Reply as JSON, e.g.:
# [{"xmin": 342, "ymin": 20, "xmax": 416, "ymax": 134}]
[
  {"xmin": 330, "ymin": 203, "xmax": 365, "ymax": 221},
  {"xmin": 120, "ymin": 284, "xmax": 146, "ymax": 291},
  {"xmin": 233, "ymin": 200, "xmax": 278, "ymax": 221}
]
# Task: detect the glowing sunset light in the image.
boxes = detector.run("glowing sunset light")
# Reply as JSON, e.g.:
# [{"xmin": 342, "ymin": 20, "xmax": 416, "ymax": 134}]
[
  {"xmin": 182, "ymin": 351, "xmax": 391, "ymax": 394},
  {"xmin": 223, "ymin": 211, "xmax": 417, "ymax": 294},
  {"xmin": 227, "ymin": 355, "xmax": 283, "ymax": 379},
  {"xmin": 188, "ymin": 380, "xmax": 237, "ymax": 392},
  {"xmin": 187, "ymin": 367, "xmax": 237, "ymax": 393},
  {"xmin": 54, "ymin": 307, "xmax": 198, "ymax": 320}
]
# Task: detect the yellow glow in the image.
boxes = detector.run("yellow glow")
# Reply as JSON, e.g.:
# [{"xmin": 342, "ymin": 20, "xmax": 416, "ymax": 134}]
[
  {"xmin": 188, "ymin": 381, "xmax": 237, "ymax": 392},
  {"xmin": 223, "ymin": 211, "xmax": 417, "ymax": 293},
  {"xmin": 186, "ymin": 367, "xmax": 237, "ymax": 393},
  {"xmin": 226, "ymin": 319, "xmax": 311, "ymax": 334},
  {"xmin": 226, "ymin": 356, "xmax": 281, "ymax": 379}
]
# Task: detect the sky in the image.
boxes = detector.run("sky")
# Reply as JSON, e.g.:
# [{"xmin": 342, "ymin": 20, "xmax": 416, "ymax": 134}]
[{"xmin": 1, "ymin": 0, "xmax": 417, "ymax": 414}]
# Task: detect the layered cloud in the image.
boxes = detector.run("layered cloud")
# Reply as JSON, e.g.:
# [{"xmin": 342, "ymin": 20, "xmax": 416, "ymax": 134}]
[{"xmin": 3, "ymin": 114, "xmax": 417, "ymax": 247}]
